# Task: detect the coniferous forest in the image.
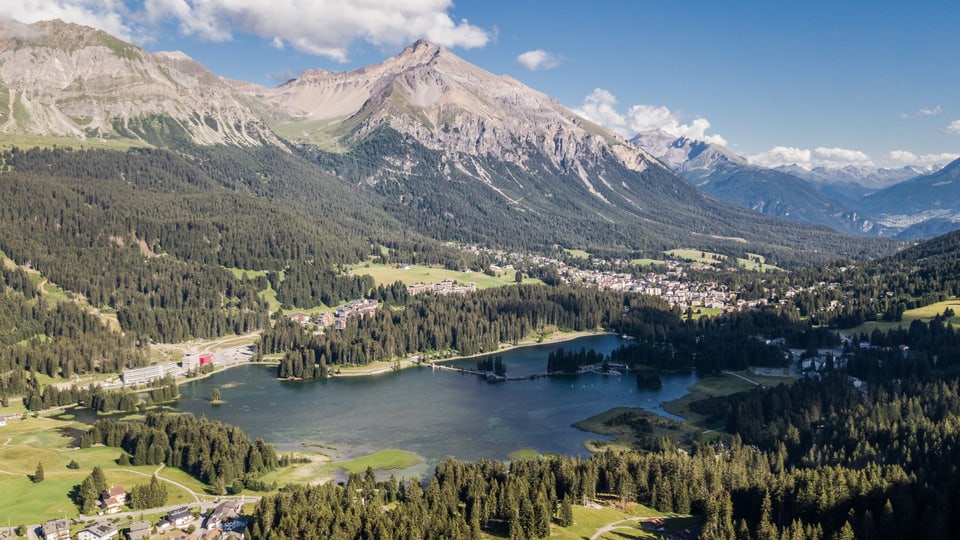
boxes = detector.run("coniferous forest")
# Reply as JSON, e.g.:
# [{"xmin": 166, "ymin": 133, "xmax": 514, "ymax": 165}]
[{"xmin": 3, "ymin": 143, "xmax": 960, "ymax": 538}]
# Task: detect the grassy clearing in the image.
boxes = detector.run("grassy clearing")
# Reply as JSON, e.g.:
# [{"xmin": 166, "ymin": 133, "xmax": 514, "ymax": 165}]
[
  {"xmin": 660, "ymin": 373, "xmax": 759, "ymax": 425},
  {"xmin": 846, "ymin": 298, "xmax": 960, "ymax": 334},
  {"xmin": 349, "ymin": 263, "xmax": 542, "ymax": 289},
  {"xmin": 336, "ymin": 449, "xmax": 421, "ymax": 474},
  {"xmin": 508, "ymin": 449, "xmax": 542, "ymax": 461},
  {"xmin": 736, "ymin": 255, "xmax": 783, "ymax": 272},
  {"xmin": 563, "ymin": 248, "xmax": 592, "ymax": 259},
  {"xmin": 0, "ymin": 413, "xmax": 210, "ymax": 523},
  {"xmin": 665, "ymin": 249, "xmax": 721, "ymax": 266},
  {"xmin": 226, "ymin": 267, "xmax": 268, "ymax": 280},
  {"xmin": 260, "ymin": 452, "xmax": 333, "ymax": 487},
  {"xmin": 0, "ymin": 134, "xmax": 148, "ymax": 152},
  {"xmin": 546, "ymin": 502, "xmax": 668, "ymax": 540},
  {"xmin": 685, "ymin": 307, "xmax": 723, "ymax": 321},
  {"xmin": 629, "ymin": 258, "xmax": 666, "ymax": 267}
]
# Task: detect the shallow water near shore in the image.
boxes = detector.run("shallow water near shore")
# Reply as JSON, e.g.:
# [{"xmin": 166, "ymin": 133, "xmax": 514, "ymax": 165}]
[{"xmin": 174, "ymin": 334, "xmax": 699, "ymax": 475}]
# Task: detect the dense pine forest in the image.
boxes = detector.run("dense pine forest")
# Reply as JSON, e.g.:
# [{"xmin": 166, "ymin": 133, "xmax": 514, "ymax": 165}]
[{"xmin": 82, "ymin": 412, "xmax": 279, "ymax": 494}]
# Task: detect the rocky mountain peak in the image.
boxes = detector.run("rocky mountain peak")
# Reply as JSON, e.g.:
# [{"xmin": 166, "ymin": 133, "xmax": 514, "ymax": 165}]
[
  {"xmin": 397, "ymin": 38, "xmax": 443, "ymax": 63},
  {"xmin": 0, "ymin": 19, "xmax": 283, "ymax": 148},
  {"xmin": 253, "ymin": 39, "xmax": 661, "ymax": 182}
]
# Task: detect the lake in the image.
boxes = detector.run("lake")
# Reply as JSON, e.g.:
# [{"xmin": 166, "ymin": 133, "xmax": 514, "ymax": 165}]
[{"xmin": 174, "ymin": 334, "xmax": 699, "ymax": 475}]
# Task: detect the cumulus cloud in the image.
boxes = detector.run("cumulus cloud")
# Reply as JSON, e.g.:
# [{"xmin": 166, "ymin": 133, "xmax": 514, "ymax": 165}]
[
  {"xmin": 888, "ymin": 150, "xmax": 960, "ymax": 166},
  {"xmin": 946, "ymin": 119, "xmax": 960, "ymax": 135},
  {"xmin": 814, "ymin": 147, "xmax": 872, "ymax": 166},
  {"xmin": 747, "ymin": 146, "xmax": 874, "ymax": 169},
  {"xmin": 572, "ymin": 89, "xmax": 629, "ymax": 134},
  {"xmin": 747, "ymin": 147, "xmax": 814, "ymax": 168},
  {"xmin": 572, "ymin": 88, "xmax": 726, "ymax": 145},
  {"xmin": 516, "ymin": 49, "xmax": 561, "ymax": 71},
  {"xmin": 1, "ymin": 0, "xmax": 490, "ymax": 62}
]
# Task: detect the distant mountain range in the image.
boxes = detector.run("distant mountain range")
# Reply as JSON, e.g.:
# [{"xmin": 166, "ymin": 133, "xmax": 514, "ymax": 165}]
[
  {"xmin": 0, "ymin": 19, "xmax": 900, "ymax": 264},
  {"xmin": 631, "ymin": 130, "xmax": 959, "ymax": 238}
]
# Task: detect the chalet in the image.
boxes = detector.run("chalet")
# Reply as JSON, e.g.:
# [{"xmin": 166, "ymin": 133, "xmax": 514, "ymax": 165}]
[
  {"xmin": 40, "ymin": 519, "xmax": 70, "ymax": 540},
  {"xmin": 168, "ymin": 507, "xmax": 196, "ymax": 528},
  {"xmin": 206, "ymin": 500, "xmax": 242, "ymax": 530},
  {"xmin": 316, "ymin": 312, "xmax": 335, "ymax": 328},
  {"xmin": 77, "ymin": 522, "xmax": 118, "ymax": 540},
  {"xmin": 100, "ymin": 486, "xmax": 127, "ymax": 514},
  {"xmin": 288, "ymin": 312, "xmax": 311, "ymax": 325},
  {"xmin": 125, "ymin": 520, "xmax": 152, "ymax": 540}
]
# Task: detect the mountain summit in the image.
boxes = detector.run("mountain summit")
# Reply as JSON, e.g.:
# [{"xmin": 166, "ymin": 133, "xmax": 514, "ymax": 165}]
[
  {"xmin": 0, "ymin": 18, "xmax": 281, "ymax": 147},
  {"xmin": 256, "ymin": 38, "xmax": 658, "ymax": 176}
]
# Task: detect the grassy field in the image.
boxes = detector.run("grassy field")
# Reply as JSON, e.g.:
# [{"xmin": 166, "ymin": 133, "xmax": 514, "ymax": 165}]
[
  {"xmin": 544, "ymin": 501, "xmax": 696, "ymax": 540},
  {"xmin": 336, "ymin": 449, "xmax": 421, "ymax": 473},
  {"xmin": 737, "ymin": 253, "xmax": 783, "ymax": 272},
  {"xmin": 659, "ymin": 371, "xmax": 795, "ymax": 428},
  {"xmin": 0, "ymin": 412, "xmax": 208, "ymax": 524},
  {"xmin": 846, "ymin": 298, "xmax": 960, "ymax": 334},
  {"xmin": 665, "ymin": 249, "xmax": 722, "ymax": 266},
  {"xmin": 0, "ymin": 134, "xmax": 149, "ymax": 152},
  {"xmin": 629, "ymin": 258, "xmax": 667, "ymax": 268},
  {"xmin": 349, "ymin": 263, "xmax": 542, "ymax": 289},
  {"xmin": 563, "ymin": 248, "xmax": 592, "ymax": 259},
  {"xmin": 260, "ymin": 452, "xmax": 333, "ymax": 487}
]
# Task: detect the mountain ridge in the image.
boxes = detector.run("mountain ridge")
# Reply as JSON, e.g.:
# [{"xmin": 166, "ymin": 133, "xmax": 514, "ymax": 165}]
[
  {"xmin": 0, "ymin": 20, "xmax": 901, "ymax": 264},
  {"xmin": 0, "ymin": 18, "xmax": 283, "ymax": 147}
]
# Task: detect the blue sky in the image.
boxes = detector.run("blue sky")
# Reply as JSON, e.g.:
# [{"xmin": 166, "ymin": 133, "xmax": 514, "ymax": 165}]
[{"xmin": 4, "ymin": 0, "xmax": 959, "ymax": 168}]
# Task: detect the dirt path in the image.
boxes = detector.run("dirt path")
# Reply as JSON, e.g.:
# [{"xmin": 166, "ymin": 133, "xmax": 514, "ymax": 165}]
[
  {"xmin": 722, "ymin": 370, "xmax": 761, "ymax": 386},
  {"xmin": 117, "ymin": 463, "xmax": 202, "ymax": 503},
  {"xmin": 590, "ymin": 517, "xmax": 646, "ymax": 540}
]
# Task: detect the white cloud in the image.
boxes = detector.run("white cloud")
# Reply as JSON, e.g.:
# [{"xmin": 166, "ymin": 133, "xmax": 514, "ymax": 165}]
[
  {"xmin": 918, "ymin": 105, "xmax": 942, "ymax": 116},
  {"xmin": 0, "ymin": 0, "xmax": 137, "ymax": 42},
  {"xmin": 946, "ymin": 119, "xmax": 960, "ymax": 135},
  {"xmin": 747, "ymin": 147, "xmax": 814, "ymax": 168},
  {"xmin": 888, "ymin": 150, "xmax": 918, "ymax": 163},
  {"xmin": 572, "ymin": 88, "xmax": 726, "ymax": 145},
  {"xmin": 2, "ymin": 0, "xmax": 490, "ymax": 62},
  {"xmin": 516, "ymin": 49, "xmax": 561, "ymax": 71},
  {"xmin": 572, "ymin": 88, "xmax": 629, "ymax": 135},
  {"xmin": 888, "ymin": 150, "xmax": 960, "ymax": 166},
  {"xmin": 747, "ymin": 146, "xmax": 874, "ymax": 169},
  {"xmin": 814, "ymin": 147, "xmax": 872, "ymax": 166}
]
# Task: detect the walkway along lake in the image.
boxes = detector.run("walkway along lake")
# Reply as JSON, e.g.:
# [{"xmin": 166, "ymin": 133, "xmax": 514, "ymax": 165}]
[{"xmin": 174, "ymin": 334, "xmax": 699, "ymax": 475}]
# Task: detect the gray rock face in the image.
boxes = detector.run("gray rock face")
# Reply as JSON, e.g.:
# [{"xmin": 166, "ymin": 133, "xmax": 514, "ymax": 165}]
[
  {"xmin": 251, "ymin": 39, "xmax": 664, "ymax": 186},
  {"xmin": 0, "ymin": 19, "xmax": 282, "ymax": 147}
]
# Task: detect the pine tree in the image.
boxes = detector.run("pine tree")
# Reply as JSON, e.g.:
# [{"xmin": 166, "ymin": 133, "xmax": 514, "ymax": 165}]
[
  {"xmin": 79, "ymin": 476, "xmax": 98, "ymax": 514},
  {"xmin": 32, "ymin": 461, "xmax": 44, "ymax": 483},
  {"xmin": 559, "ymin": 494, "xmax": 574, "ymax": 527},
  {"xmin": 210, "ymin": 387, "xmax": 222, "ymax": 402},
  {"xmin": 92, "ymin": 465, "xmax": 108, "ymax": 494}
]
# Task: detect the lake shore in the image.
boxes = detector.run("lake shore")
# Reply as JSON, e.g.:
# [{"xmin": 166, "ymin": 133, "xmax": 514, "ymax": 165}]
[{"xmin": 330, "ymin": 329, "xmax": 611, "ymax": 377}]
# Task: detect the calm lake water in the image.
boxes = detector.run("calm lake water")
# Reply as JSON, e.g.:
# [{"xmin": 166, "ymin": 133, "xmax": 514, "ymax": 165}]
[{"xmin": 174, "ymin": 334, "xmax": 699, "ymax": 475}]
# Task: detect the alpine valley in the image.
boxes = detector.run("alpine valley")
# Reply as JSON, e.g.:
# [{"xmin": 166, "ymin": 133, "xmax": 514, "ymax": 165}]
[{"xmin": 6, "ymin": 17, "xmax": 960, "ymax": 540}]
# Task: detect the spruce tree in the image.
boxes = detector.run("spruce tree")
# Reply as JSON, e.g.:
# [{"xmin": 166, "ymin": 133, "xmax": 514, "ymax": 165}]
[{"xmin": 33, "ymin": 461, "xmax": 44, "ymax": 483}]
